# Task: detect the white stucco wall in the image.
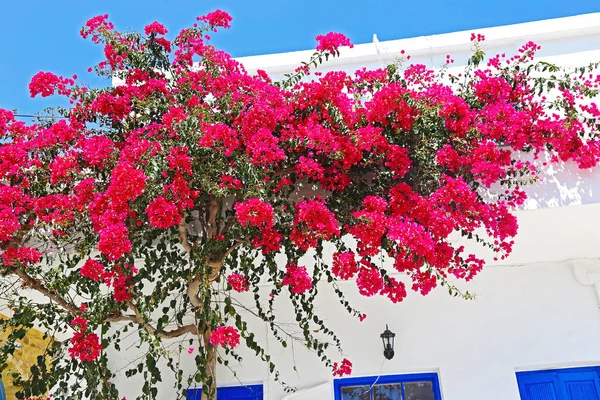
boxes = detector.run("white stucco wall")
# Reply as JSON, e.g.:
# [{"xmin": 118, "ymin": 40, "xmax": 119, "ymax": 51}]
[
  {"xmin": 112, "ymin": 208, "xmax": 600, "ymax": 400},
  {"xmin": 269, "ymin": 258, "xmax": 600, "ymax": 400},
  {"xmin": 141, "ymin": 199, "xmax": 600, "ymax": 400}
]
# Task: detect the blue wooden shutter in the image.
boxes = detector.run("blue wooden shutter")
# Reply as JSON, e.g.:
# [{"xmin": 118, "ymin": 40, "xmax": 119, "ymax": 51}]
[
  {"xmin": 517, "ymin": 372, "xmax": 559, "ymax": 400},
  {"xmin": 558, "ymin": 370, "xmax": 600, "ymax": 400},
  {"xmin": 517, "ymin": 367, "xmax": 600, "ymax": 400},
  {"xmin": 218, "ymin": 384, "xmax": 263, "ymax": 399},
  {"xmin": 187, "ymin": 384, "xmax": 263, "ymax": 400}
]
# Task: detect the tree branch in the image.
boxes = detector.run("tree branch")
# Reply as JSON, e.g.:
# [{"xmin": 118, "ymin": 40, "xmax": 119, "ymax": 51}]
[
  {"xmin": 187, "ymin": 238, "xmax": 247, "ymax": 308},
  {"xmin": 12, "ymin": 269, "xmax": 81, "ymax": 316},
  {"xmin": 105, "ymin": 313, "xmax": 137, "ymax": 324},
  {"xmin": 178, "ymin": 219, "xmax": 192, "ymax": 253},
  {"xmin": 7, "ymin": 263, "xmax": 197, "ymax": 341},
  {"xmin": 8, "ymin": 270, "xmax": 196, "ymax": 340},
  {"xmin": 187, "ymin": 278, "xmax": 204, "ymax": 309},
  {"xmin": 205, "ymin": 197, "xmax": 220, "ymax": 240},
  {"xmin": 127, "ymin": 301, "xmax": 198, "ymax": 338},
  {"xmin": 272, "ymin": 167, "xmax": 295, "ymax": 178}
]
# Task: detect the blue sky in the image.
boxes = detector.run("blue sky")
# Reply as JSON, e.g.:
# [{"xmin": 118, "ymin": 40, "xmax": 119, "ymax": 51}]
[{"xmin": 2, "ymin": 0, "xmax": 600, "ymax": 117}]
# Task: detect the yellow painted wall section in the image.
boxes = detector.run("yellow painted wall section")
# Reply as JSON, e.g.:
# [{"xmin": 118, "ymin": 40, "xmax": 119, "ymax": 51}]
[{"xmin": 0, "ymin": 314, "xmax": 52, "ymax": 399}]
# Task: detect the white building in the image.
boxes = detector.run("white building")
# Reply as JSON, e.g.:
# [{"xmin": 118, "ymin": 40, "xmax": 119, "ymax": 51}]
[{"xmin": 194, "ymin": 13, "xmax": 600, "ymax": 400}]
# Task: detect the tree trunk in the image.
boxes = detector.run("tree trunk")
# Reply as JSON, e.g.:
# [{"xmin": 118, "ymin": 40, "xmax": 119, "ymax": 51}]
[{"xmin": 201, "ymin": 330, "xmax": 218, "ymax": 400}]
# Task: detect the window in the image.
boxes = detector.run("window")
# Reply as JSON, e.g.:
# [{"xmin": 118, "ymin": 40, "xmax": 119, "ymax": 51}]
[
  {"xmin": 516, "ymin": 366, "xmax": 600, "ymax": 400},
  {"xmin": 334, "ymin": 372, "xmax": 442, "ymax": 400},
  {"xmin": 187, "ymin": 384, "xmax": 263, "ymax": 400}
]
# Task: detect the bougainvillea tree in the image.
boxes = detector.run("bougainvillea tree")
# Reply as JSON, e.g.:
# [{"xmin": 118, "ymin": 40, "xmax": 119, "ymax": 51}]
[{"xmin": 1, "ymin": 10, "xmax": 599, "ymax": 400}]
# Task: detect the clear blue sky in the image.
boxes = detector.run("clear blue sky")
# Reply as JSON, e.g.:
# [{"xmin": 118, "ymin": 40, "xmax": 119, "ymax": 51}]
[{"xmin": 2, "ymin": 0, "xmax": 600, "ymax": 117}]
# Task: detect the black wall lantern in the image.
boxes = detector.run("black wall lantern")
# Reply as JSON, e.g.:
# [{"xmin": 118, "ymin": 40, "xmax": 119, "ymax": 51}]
[{"xmin": 380, "ymin": 324, "xmax": 396, "ymax": 360}]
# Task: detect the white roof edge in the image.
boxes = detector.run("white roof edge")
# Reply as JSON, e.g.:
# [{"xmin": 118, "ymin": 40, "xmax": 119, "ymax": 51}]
[{"xmin": 236, "ymin": 12, "xmax": 600, "ymax": 74}]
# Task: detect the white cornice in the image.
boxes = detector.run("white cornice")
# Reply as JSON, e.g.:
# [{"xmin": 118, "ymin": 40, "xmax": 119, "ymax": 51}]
[{"xmin": 236, "ymin": 12, "xmax": 600, "ymax": 75}]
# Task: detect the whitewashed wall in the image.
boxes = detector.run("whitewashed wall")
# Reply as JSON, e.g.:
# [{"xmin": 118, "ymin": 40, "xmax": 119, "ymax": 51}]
[{"xmin": 85, "ymin": 12, "xmax": 600, "ymax": 400}]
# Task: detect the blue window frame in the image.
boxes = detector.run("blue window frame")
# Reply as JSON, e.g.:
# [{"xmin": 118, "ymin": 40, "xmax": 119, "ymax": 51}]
[
  {"xmin": 0, "ymin": 379, "xmax": 5, "ymax": 400},
  {"xmin": 187, "ymin": 384, "xmax": 263, "ymax": 400},
  {"xmin": 334, "ymin": 372, "xmax": 442, "ymax": 400},
  {"xmin": 516, "ymin": 366, "xmax": 600, "ymax": 400}
]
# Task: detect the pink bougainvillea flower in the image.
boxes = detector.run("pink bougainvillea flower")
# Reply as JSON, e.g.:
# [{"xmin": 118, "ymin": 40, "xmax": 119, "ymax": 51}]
[
  {"xmin": 290, "ymin": 198, "xmax": 340, "ymax": 251},
  {"xmin": 227, "ymin": 273, "xmax": 249, "ymax": 292},
  {"xmin": 282, "ymin": 263, "xmax": 313, "ymax": 294},
  {"xmin": 234, "ymin": 198, "xmax": 275, "ymax": 228},
  {"xmin": 80, "ymin": 260, "xmax": 105, "ymax": 281},
  {"xmin": 332, "ymin": 358, "xmax": 353, "ymax": 377},
  {"xmin": 209, "ymin": 326, "xmax": 240, "ymax": 348},
  {"xmin": 69, "ymin": 331, "xmax": 102, "ymax": 362},
  {"xmin": 1, "ymin": 247, "xmax": 42, "ymax": 266},
  {"xmin": 197, "ymin": 10, "xmax": 233, "ymax": 29},
  {"xmin": 144, "ymin": 21, "xmax": 168, "ymax": 36},
  {"xmin": 315, "ymin": 32, "xmax": 353, "ymax": 53},
  {"xmin": 332, "ymin": 251, "xmax": 359, "ymax": 280},
  {"xmin": 146, "ymin": 196, "xmax": 181, "ymax": 229},
  {"xmin": 29, "ymin": 71, "xmax": 75, "ymax": 98}
]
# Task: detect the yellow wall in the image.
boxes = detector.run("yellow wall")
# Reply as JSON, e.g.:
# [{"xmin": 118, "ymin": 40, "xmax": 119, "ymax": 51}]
[{"xmin": 0, "ymin": 314, "xmax": 51, "ymax": 400}]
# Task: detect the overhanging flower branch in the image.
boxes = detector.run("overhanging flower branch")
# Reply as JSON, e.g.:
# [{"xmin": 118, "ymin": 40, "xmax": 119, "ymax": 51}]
[{"xmin": 278, "ymin": 32, "xmax": 354, "ymax": 89}]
